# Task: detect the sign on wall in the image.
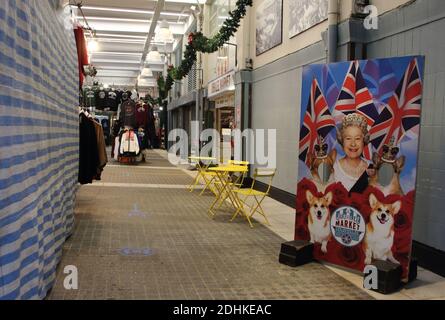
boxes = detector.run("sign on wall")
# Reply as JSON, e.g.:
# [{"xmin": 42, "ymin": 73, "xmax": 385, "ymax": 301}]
[
  {"xmin": 208, "ymin": 71, "xmax": 235, "ymax": 99},
  {"xmin": 256, "ymin": 0, "xmax": 283, "ymax": 55},
  {"xmin": 295, "ymin": 56, "xmax": 425, "ymax": 282},
  {"xmin": 289, "ymin": 0, "xmax": 328, "ymax": 38}
]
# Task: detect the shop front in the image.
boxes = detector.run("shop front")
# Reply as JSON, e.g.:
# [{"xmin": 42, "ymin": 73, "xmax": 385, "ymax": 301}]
[{"xmin": 207, "ymin": 71, "xmax": 236, "ymax": 162}]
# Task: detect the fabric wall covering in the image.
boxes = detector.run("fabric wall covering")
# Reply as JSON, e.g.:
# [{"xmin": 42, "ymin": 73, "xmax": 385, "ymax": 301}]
[{"xmin": 0, "ymin": 0, "xmax": 79, "ymax": 299}]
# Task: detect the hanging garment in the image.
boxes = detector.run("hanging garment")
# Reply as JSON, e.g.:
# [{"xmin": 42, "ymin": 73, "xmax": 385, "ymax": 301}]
[
  {"xmin": 107, "ymin": 90, "xmax": 118, "ymax": 111},
  {"xmin": 137, "ymin": 128, "xmax": 149, "ymax": 150},
  {"xmin": 94, "ymin": 115, "xmax": 110, "ymax": 144},
  {"xmin": 136, "ymin": 102, "xmax": 149, "ymax": 128},
  {"xmin": 101, "ymin": 118, "xmax": 110, "ymax": 143},
  {"xmin": 155, "ymin": 117, "xmax": 160, "ymax": 136},
  {"xmin": 96, "ymin": 89, "xmax": 107, "ymax": 110},
  {"xmin": 116, "ymin": 89, "xmax": 123, "ymax": 105},
  {"xmin": 92, "ymin": 119, "xmax": 108, "ymax": 179},
  {"xmin": 85, "ymin": 88, "xmax": 96, "ymax": 107},
  {"xmin": 114, "ymin": 136, "xmax": 120, "ymax": 161},
  {"xmin": 79, "ymin": 113, "xmax": 100, "ymax": 184},
  {"xmin": 120, "ymin": 100, "xmax": 137, "ymax": 128},
  {"xmin": 121, "ymin": 90, "xmax": 131, "ymax": 102},
  {"xmin": 147, "ymin": 106, "xmax": 158, "ymax": 148},
  {"xmin": 120, "ymin": 130, "xmax": 140, "ymax": 155}
]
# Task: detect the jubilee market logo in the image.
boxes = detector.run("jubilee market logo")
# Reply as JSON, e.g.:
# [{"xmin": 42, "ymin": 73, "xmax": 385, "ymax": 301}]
[{"xmin": 330, "ymin": 206, "xmax": 366, "ymax": 246}]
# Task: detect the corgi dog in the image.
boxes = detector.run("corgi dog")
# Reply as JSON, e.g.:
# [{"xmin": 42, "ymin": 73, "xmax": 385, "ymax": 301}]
[
  {"xmin": 364, "ymin": 193, "xmax": 401, "ymax": 265},
  {"xmin": 367, "ymin": 137, "xmax": 405, "ymax": 196},
  {"xmin": 309, "ymin": 149, "xmax": 337, "ymax": 192},
  {"xmin": 306, "ymin": 190, "xmax": 333, "ymax": 253}
]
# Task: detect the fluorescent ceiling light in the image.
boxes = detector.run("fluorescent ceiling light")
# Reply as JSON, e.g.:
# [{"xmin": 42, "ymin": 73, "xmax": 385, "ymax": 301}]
[
  {"xmin": 96, "ymin": 66, "xmax": 141, "ymax": 71},
  {"xmin": 94, "ymin": 51, "xmax": 142, "ymax": 56},
  {"xmin": 77, "ymin": 5, "xmax": 190, "ymax": 18},
  {"xmin": 96, "ymin": 33, "xmax": 147, "ymax": 39},
  {"xmin": 91, "ymin": 59, "xmax": 140, "ymax": 64},
  {"xmin": 77, "ymin": 16, "xmax": 149, "ymax": 23},
  {"xmin": 96, "ymin": 38, "xmax": 146, "ymax": 44},
  {"xmin": 77, "ymin": 16, "xmax": 185, "ymax": 24}
]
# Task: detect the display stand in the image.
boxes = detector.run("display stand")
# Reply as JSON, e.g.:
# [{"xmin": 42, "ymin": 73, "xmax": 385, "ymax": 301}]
[
  {"xmin": 119, "ymin": 155, "xmax": 137, "ymax": 165},
  {"xmin": 278, "ymin": 240, "xmax": 314, "ymax": 267},
  {"xmin": 289, "ymin": 56, "xmax": 425, "ymax": 296},
  {"xmin": 279, "ymin": 241, "xmax": 418, "ymax": 295}
]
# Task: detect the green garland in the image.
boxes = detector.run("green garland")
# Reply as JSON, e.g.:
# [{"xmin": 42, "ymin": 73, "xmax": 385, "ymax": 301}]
[{"xmin": 151, "ymin": 0, "xmax": 252, "ymax": 106}]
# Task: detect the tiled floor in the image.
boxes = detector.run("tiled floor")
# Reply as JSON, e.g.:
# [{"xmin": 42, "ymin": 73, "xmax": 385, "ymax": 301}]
[
  {"xmin": 173, "ymin": 150, "xmax": 445, "ymax": 301},
  {"xmin": 46, "ymin": 149, "xmax": 373, "ymax": 300}
]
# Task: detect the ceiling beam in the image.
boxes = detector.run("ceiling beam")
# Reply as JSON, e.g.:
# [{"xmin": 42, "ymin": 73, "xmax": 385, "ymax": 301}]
[
  {"xmin": 79, "ymin": 20, "xmax": 184, "ymax": 35},
  {"xmin": 78, "ymin": 6, "xmax": 190, "ymax": 18},
  {"xmin": 140, "ymin": 0, "xmax": 165, "ymax": 75}
]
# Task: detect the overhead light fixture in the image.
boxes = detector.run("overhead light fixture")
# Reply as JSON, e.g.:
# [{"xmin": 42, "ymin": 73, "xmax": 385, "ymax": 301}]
[
  {"xmin": 146, "ymin": 46, "xmax": 162, "ymax": 63},
  {"xmin": 155, "ymin": 20, "xmax": 174, "ymax": 44},
  {"xmin": 87, "ymin": 38, "xmax": 99, "ymax": 52},
  {"xmin": 141, "ymin": 67, "xmax": 153, "ymax": 77}
]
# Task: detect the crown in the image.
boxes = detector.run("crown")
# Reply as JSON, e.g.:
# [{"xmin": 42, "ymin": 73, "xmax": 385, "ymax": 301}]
[
  {"xmin": 314, "ymin": 135, "xmax": 328, "ymax": 159},
  {"xmin": 381, "ymin": 136, "xmax": 399, "ymax": 163},
  {"xmin": 341, "ymin": 113, "xmax": 368, "ymax": 132}
]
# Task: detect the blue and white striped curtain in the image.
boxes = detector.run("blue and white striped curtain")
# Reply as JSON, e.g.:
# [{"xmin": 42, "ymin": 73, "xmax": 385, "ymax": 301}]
[{"xmin": 0, "ymin": 0, "xmax": 79, "ymax": 299}]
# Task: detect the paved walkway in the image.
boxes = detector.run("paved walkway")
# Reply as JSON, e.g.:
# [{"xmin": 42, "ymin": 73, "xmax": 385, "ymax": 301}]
[{"xmin": 46, "ymin": 149, "xmax": 373, "ymax": 300}]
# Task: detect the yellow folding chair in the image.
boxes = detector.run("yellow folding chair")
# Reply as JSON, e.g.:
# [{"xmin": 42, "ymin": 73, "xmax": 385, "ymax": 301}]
[
  {"xmin": 199, "ymin": 170, "xmax": 219, "ymax": 196},
  {"xmin": 232, "ymin": 168, "xmax": 276, "ymax": 227},
  {"xmin": 188, "ymin": 156, "xmax": 218, "ymax": 195},
  {"xmin": 216, "ymin": 160, "xmax": 249, "ymax": 209}
]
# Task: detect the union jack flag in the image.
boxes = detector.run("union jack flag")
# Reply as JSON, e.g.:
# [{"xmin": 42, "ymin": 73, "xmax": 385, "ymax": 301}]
[
  {"xmin": 370, "ymin": 58, "xmax": 423, "ymax": 151},
  {"xmin": 363, "ymin": 59, "xmax": 398, "ymax": 107},
  {"xmin": 299, "ymin": 78, "xmax": 336, "ymax": 165},
  {"xmin": 334, "ymin": 61, "xmax": 380, "ymax": 159},
  {"xmin": 322, "ymin": 65, "xmax": 340, "ymax": 110}
]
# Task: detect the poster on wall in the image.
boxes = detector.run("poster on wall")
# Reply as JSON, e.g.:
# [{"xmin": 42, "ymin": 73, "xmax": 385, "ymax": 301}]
[
  {"xmin": 295, "ymin": 56, "xmax": 425, "ymax": 282},
  {"xmin": 289, "ymin": 0, "xmax": 328, "ymax": 38},
  {"xmin": 256, "ymin": 0, "xmax": 283, "ymax": 56}
]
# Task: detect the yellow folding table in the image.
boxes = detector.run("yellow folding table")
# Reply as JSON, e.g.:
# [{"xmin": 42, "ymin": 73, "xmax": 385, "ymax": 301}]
[
  {"xmin": 188, "ymin": 156, "xmax": 217, "ymax": 193},
  {"xmin": 207, "ymin": 165, "xmax": 254, "ymax": 227}
]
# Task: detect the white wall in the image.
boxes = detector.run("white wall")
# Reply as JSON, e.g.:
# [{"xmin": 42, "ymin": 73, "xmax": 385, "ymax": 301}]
[{"xmin": 248, "ymin": 0, "xmax": 328, "ymax": 69}]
